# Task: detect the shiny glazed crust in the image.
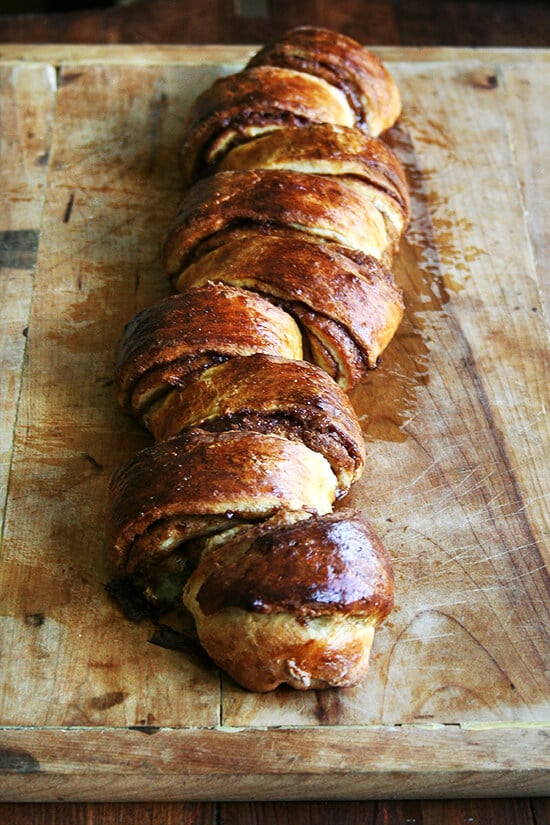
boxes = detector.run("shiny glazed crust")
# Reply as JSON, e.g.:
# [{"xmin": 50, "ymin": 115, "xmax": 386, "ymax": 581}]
[
  {"xmin": 106, "ymin": 429, "xmax": 338, "ymax": 573},
  {"xmin": 179, "ymin": 65, "xmax": 355, "ymax": 186},
  {"xmin": 114, "ymin": 281, "xmax": 302, "ymax": 415},
  {"xmin": 183, "ymin": 509, "xmax": 394, "ymax": 691},
  {"xmin": 219, "ymin": 123, "xmax": 411, "ymax": 244},
  {"xmin": 247, "ymin": 26, "xmax": 401, "ymax": 137},
  {"xmin": 162, "ymin": 168, "xmax": 391, "ymax": 280},
  {"xmin": 107, "ymin": 26, "xmax": 405, "ymax": 692},
  {"xmin": 173, "ymin": 234, "xmax": 404, "ymax": 389},
  {"xmin": 144, "ymin": 352, "xmax": 366, "ymax": 497}
]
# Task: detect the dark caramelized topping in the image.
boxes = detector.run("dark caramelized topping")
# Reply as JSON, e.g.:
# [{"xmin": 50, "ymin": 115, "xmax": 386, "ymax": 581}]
[
  {"xmin": 162, "ymin": 168, "xmax": 389, "ymax": 279},
  {"xmin": 196, "ymin": 509, "xmax": 394, "ymax": 619},
  {"xmin": 114, "ymin": 282, "xmax": 301, "ymax": 412},
  {"xmin": 179, "ymin": 64, "xmax": 355, "ymax": 183},
  {"xmin": 246, "ymin": 26, "xmax": 400, "ymax": 134}
]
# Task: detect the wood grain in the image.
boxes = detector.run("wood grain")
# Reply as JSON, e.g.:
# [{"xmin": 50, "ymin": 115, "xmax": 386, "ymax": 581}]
[
  {"xmin": 1, "ymin": 44, "xmax": 550, "ymax": 65},
  {"xmin": 0, "ymin": 801, "xmax": 217, "ymax": 824},
  {"xmin": 0, "ymin": 798, "xmax": 548, "ymax": 825},
  {"xmin": 175, "ymin": 798, "xmax": 550, "ymax": 824},
  {"xmin": 500, "ymin": 62, "xmax": 550, "ymax": 322},
  {"xmin": 396, "ymin": 0, "xmax": 550, "ymax": 47},
  {"xmin": 0, "ymin": 63, "xmax": 56, "ymax": 534},
  {"xmin": 1, "ymin": 725, "xmax": 549, "ymax": 800},
  {"xmin": 219, "ymin": 801, "xmax": 378, "ymax": 824},
  {"xmin": 0, "ymin": 46, "xmax": 548, "ymax": 801}
]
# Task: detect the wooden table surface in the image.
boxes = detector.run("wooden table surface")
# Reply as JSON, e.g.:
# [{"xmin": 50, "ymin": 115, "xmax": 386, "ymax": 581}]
[{"xmin": 1, "ymin": 3, "xmax": 549, "ymax": 823}]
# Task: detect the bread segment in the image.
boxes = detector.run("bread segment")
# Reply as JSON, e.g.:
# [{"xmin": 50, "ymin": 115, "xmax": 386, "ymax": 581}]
[
  {"xmin": 163, "ymin": 168, "xmax": 391, "ymax": 278},
  {"xmin": 184, "ymin": 509, "xmax": 394, "ymax": 691},
  {"xmin": 107, "ymin": 429, "xmax": 338, "ymax": 572},
  {"xmin": 247, "ymin": 26, "xmax": 401, "ymax": 136},
  {"xmin": 179, "ymin": 65, "xmax": 355, "ymax": 186},
  {"xmin": 174, "ymin": 235, "xmax": 403, "ymax": 389},
  {"xmin": 144, "ymin": 352, "xmax": 366, "ymax": 497},
  {"xmin": 114, "ymin": 282, "xmax": 303, "ymax": 415},
  {"xmin": 219, "ymin": 123, "xmax": 410, "ymax": 254}
]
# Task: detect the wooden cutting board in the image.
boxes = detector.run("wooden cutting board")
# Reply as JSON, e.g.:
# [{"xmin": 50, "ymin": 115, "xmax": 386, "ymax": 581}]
[{"xmin": 0, "ymin": 44, "xmax": 549, "ymax": 801}]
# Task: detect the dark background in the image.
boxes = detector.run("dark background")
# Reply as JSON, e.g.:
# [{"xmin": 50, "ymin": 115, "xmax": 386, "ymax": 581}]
[{"xmin": 0, "ymin": 0, "xmax": 549, "ymax": 46}]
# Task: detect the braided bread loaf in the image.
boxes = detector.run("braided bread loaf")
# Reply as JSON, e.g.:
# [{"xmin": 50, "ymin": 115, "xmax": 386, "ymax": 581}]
[{"xmin": 106, "ymin": 26, "xmax": 407, "ymax": 692}]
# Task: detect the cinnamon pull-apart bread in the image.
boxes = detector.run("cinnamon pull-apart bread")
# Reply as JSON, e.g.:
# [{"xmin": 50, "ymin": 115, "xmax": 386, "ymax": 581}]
[
  {"xmin": 183, "ymin": 509, "xmax": 394, "ymax": 691},
  {"xmin": 246, "ymin": 26, "xmax": 401, "ymax": 137},
  {"xmin": 163, "ymin": 168, "xmax": 391, "ymax": 275},
  {"xmin": 173, "ymin": 235, "xmax": 404, "ymax": 390},
  {"xmin": 179, "ymin": 65, "xmax": 355, "ymax": 186},
  {"xmin": 219, "ymin": 123, "xmax": 411, "ymax": 258},
  {"xmin": 114, "ymin": 281, "xmax": 302, "ymax": 416},
  {"xmin": 144, "ymin": 353, "xmax": 366, "ymax": 498},
  {"xmin": 106, "ymin": 25, "xmax": 407, "ymax": 691},
  {"xmin": 106, "ymin": 429, "xmax": 338, "ymax": 609},
  {"xmin": 179, "ymin": 26, "xmax": 401, "ymax": 185}
]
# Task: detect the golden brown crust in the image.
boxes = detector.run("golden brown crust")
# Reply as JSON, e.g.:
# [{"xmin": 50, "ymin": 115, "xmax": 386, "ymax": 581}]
[
  {"xmin": 186, "ymin": 608, "xmax": 377, "ymax": 691},
  {"xmin": 114, "ymin": 282, "xmax": 302, "ymax": 415},
  {"xmin": 219, "ymin": 123, "xmax": 410, "ymax": 242},
  {"xmin": 162, "ymin": 168, "xmax": 390, "ymax": 281},
  {"xmin": 179, "ymin": 65, "xmax": 354, "ymax": 186},
  {"xmin": 106, "ymin": 429, "xmax": 337, "ymax": 572},
  {"xmin": 173, "ymin": 235, "xmax": 404, "ymax": 389},
  {"xmin": 144, "ymin": 353, "xmax": 366, "ymax": 497},
  {"xmin": 247, "ymin": 26, "xmax": 401, "ymax": 137},
  {"xmin": 183, "ymin": 509, "xmax": 394, "ymax": 691}
]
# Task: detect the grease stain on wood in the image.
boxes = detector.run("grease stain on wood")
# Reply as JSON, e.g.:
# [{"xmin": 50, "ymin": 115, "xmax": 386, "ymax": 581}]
[
  {"xmin": 0, "ymin": 229, "xmax": 39, "ymax": 270},
  {"xmin": 82, "ymin": 452, "xmax": 104, "ymax": 471},
  {"xmin": 0, "ymin": 748, "xmax": 41, "ymax": 774},
  {"xmin": 36, "ymin": 150, "xmax": 50, "ymax": 166},
  {"xmin": 314, "ymin": 691, "xmax": 342, "ymax": 725},
  {"xmin": 469, "ymin": 69, "xmax": 499, "ymax": 89},
  {"xmin": 128, "ymin": 713, "xmax": 161, "ymax": 735},
  {"xmin": 24, "ymin": 613, "xmax": 45, "ymax": 627},
  {"xmin": 59, "ymin": 70, "xmax": 83, "ymax": 86},
  {"xmin": 88, "ymin": 690, "xmax": 128, "ymax": 711}
]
